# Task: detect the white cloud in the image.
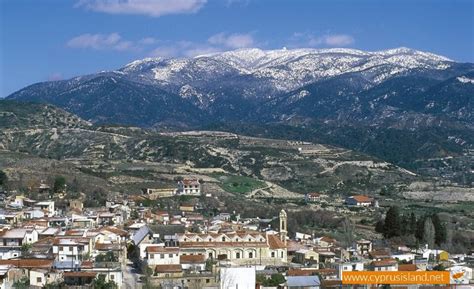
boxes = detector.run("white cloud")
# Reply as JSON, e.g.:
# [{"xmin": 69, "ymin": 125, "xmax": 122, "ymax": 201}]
[
  {"xmin": 76, "ymin": 0, "xmax": 207, "ymax": 17},
  {"xmin": 67, "ymin": 33, "xmax": 137, "ymax": 51},
  {"xmin": 323, "ymin": 34, "xmax": 354, "ymax": 46},
  {"xmin": 66, "ymin": 31, "xmax": 257, "ymax": 57},
  {"xmin": 208, "ymin": 32, "xmax": 255, "ymax": 49},
  {"xmin": 139, "ymin": 37, "xmax": 158, "ymax": 45},
  {"xmin": 149, "ymin": 41, "xmax": 220, "ymax": 58},
  {"xmin": 290, "ymin": 32, "xmax": 355, "ymax": 48}
]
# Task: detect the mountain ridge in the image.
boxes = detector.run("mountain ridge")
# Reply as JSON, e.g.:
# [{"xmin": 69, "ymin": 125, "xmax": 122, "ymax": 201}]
[{"xmin": 6, "ymin": 47, "xmax": 474, "ymax": 171}]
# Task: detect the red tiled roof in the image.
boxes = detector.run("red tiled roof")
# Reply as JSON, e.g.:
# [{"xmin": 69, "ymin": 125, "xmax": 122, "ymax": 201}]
[
  {"xmin": 182, "ymin": 179, "xmax": 199, "ymax": 186},
  {"xmin": 0, "ymin": 259, "xmax": 53, "ymax": 269},
  {"xmin": 267, "ymin": 234, "xmax": 286, "ymax": 249},
  {"xmin": 351, "ymin": 195, "xmax": 373, "ymax": 203},
  {"xmin": 369, "ymin": 249, "xmax": 391, "ymax": 259},
  {"xmin": 95, "ymin": 243, "xmax": 122, "ymax": 251},
  {"xmin": 146, "ymin": 246, "xmax": 179, "ymax": 253},
  {"xmin": 155, "ymin": 264, "xmax": 182, "ymax": 273},
  {"xmin": 63, "ymin": 271, "xmax": 97, "ymax": 277},
  {"xmin": 101, "ymin": 226, "xmax": 129, "ymax": 237},
  {"xmin": 287, "ymin": 268, "xmax": 327, "ymax": 276},
  {"xmin": 372, "ymin": 259, "xmax": 398, "ymax": 267},
  {"xmin": 180, "ymin": 254, "xmax": 205, "ymax": 264},
  {"xmin": 320, "ymin": 236, "xmax": 336, "ymax": 243}
]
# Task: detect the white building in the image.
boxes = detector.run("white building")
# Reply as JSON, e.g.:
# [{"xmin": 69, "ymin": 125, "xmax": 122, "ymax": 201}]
[
  {"xmin": 145, "ymin": 246, "xmax": 180, "ymax": 266},
  {"xmin": 177, "ymin": 179, "xmax": 201, "ymax": 196},
  {"xmin": 220, "ymin": 267, "xmax": 256, "ymax": 289}
]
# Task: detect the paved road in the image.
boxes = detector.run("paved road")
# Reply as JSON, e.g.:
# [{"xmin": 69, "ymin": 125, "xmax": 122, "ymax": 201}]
[{"xmin": 123, "ymin": 264, "xmax": 142, "ymax": 289}]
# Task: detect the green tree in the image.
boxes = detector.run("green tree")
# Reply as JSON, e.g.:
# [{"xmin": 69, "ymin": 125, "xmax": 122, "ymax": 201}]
[
  {"xmin": 383, "ymin": 206, "xmax": 401, "ymax": 238},
  {"xmin": 0, "ymin": 170, "xmax": 7, "ymax": 187},
  {"xmin": 13, "ymin": 277, "xmax": 29, "ymax": 289},
  {"xmin": 415, "ymin": 215, "xmax": 426, "ymax": 241},
  {"xmin": 409, "ymin": 212, "xmax": 417, "ymax": 235},
  {"xmin": 92, "ymin": 275, "xmax": 117, "ymax": 289},
  {"xmin": 431, "ymin": 214, "xmax": 446, "ymax": 246},
  {"xmin": 258, "ymin": 273, "xmax": 286, "ymax": 286},
  {"xmin": 375, "ymin": 220, "xmax": 385, "ymax": 234},
  {"xmin": 95, "ymin": 251, "xmax": 118, "ymax": 262},
  {"xmin": 53, "ymin": 176, "xmax": 66, "ymax": 194}
]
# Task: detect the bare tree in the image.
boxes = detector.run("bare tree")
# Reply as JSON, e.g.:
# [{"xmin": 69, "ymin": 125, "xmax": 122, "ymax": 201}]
[{"xmin": 341, "ymin": 217, "xmax": 355, "ymax": 248}]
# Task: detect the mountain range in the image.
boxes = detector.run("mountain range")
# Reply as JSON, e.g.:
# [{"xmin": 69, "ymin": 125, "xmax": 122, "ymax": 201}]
[{"xmin": 6, "ymin": 47, "xmax": 474, "ymax": 170}]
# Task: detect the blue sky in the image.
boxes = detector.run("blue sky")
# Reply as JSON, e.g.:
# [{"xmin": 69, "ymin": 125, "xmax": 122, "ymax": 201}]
[{"xmin": 1, "ymin": 0, "xmax": 473, "ymax": 97}]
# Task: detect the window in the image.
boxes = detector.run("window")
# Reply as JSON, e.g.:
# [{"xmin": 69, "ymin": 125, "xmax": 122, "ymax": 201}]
[
  {"xmin": 236, "ymin": 252, "xmax": 240, "ymax": 259},
  {"xmin": 209, "ymin": 253, "xmax": 213, "ymax": 258},
  {"xmin": 206, "ymin": 279, "xmax": 210, "ymax": 283},
  {"xmin": 37, "ymin": 277, "xmax": 42, "ymax": 283},
  {"xmin": 249, "ymin": 252, "xmax": 253, "ymax": 259},
  {"xmin": 169, "ymin": 254, "xmax": 173, "ymax": 258},
  {"xmin": 222, "ymin": 237, "xmax": 225, "ymax": 242},
  {"xmin": 149, "ymin": 254, "xmax": 154, "ymax": 259},
  {"xmin": 59, "ymin": 246, "xmax": 64, "ymax": 251},
  {"xmin": 160, "ymin": 254, "xmax": 164, "ymax": 259},
  {"xmin": 111, "ymin": 275, "xmax": 114, "ymax": 280},
  {"xmin": 271, "ymin": 252, "xmax": 275, "ymax": 258},
  {"xmin": 281, "ymin": 252, "xmax": 283, "ymax": 258}
]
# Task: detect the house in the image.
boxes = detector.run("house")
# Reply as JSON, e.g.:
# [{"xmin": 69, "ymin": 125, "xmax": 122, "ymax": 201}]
[
  {"xmin": 330, "ymin": 261, "xmax": 364, "ymax": 279},
  {"xmin": 179, "ymin": 203, "xmax": 195, "ymax": 212},
  {"xmin": 154, "ymin": 264, "xmax": 183, "ymax": 279},
  {"xmin": 345, "ymin": 195, "xmax": 373, "ymax": 207},
  {"xmin": 314, "ymin": 236, "xmax": 336, "ymax": 248},
  {"xmin": 369, "ymin": 249, "xmax": 391, "ymax": 260},
  {"xmin": 0, "ymin": 228, "xmax": 38, "ymax": 259},
  {"xmin": 286, "ymin": 275, "xmax": 321, "ymax": 289},
  {"xmin": 68, "ymin": 200, "xmax": 83, "ymax": 212},
  {"xmin": 306, "ymin": 193, "xmax": 323, "ymax": 202},
  {"xmin": 24, "ymin": 209, "xmax": 45, "ymax": 219},
  {"xmin": 52, "ymin": 237, "xmax": 92, "ymax": 261},
  {"xmin": 36, "ymin": 201, "xmax": 55, "ymax": 217},
  {"xmin": 371, "ymin": 259, "xmax": 398, "ymax": 271},
  {"xmin": 294, "ymin": 249, "xmax": 319, "ymax": 266},
  {"xmin": 177, "ymin": 179, "xmax": 201, "ymax": 196},
  {"xmin": 179, "ymin": 254, "xmax": 206, "ymax": 271},
  {"xmin": 145, "ymin": 246, "xmax": 180, "ymax": 266},
  {"xmin": 63, "ymin": 271, "xmax": 96, "ymax": 287},
  {"xmin": 295, "ymin": 232, "xmax": 312, "ymax": 241},
  {"xmin": 355, "ymin": 239, "xmax": 372, "ymax": 256},
  {"xmin": 142, "ymin": 188, "xmax": 176, "ymax": 199},
  {"xmin": 29, "ymin": 268, "xmax": 62, "ymax": 287}
]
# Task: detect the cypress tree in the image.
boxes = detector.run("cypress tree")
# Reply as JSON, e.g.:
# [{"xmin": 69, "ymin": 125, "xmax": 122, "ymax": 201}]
[
  {"xmin": 423, "ymin": 217, "xmax": 436, "ymax": 248},
  {"xmin": 409, "ymin": 212, "xmax": 417, "ymax": 235},
  {"xmin": 383, "ymin": 206, "xmax": 401, "ymax": 238},
  {"xmin": 416, "ymin": 215, "xmax": 426, "ymax": 241},
  {"xmin": 431, "ymin": 214, "xmax": 447, "ymax": 246}
]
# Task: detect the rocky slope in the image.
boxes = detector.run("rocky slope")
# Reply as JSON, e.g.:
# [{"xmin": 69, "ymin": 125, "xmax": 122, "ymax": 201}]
[{"xmin": 0, "ymin": 100, "xmax": 418, "ymax": 195}]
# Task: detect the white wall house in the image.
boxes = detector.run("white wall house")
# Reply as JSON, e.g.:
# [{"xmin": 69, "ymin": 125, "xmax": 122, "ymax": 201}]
[{"xmin": 145, "ymin": 246, "xmax": 180, "ymax": 266}]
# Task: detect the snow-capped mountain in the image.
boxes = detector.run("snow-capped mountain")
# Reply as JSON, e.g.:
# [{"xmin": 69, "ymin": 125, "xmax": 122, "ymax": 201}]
[
  {"xmin": 6, "ymin": 47, "xmax": 473, "ymax": 129},
  {"xmin": 116, "ymin": 47, "xmax": 455, "ymax": 98}
]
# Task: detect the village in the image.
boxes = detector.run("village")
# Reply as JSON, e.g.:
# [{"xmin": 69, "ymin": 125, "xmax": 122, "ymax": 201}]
[{"xmin": 0, "ymin": 176, "xmax": 471, "ymax": 289}]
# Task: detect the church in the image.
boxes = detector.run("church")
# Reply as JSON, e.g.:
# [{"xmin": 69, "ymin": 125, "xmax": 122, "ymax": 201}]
[{"xmin": 175, "ymin": 210, "xmax": 288, "ymax": 266}]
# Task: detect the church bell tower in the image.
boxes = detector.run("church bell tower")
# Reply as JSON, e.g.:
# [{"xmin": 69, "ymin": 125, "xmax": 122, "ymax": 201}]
[{"xmin": 279, "ymin": 209, "xmax": 287, "ymax": 245}]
